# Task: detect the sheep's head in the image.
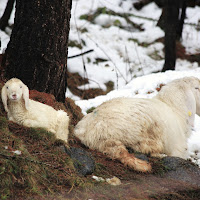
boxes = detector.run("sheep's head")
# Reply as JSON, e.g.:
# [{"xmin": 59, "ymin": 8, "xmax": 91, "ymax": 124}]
[{"xmin": 1, "ymin": 78, "xmax": 29, "ymax": 112}]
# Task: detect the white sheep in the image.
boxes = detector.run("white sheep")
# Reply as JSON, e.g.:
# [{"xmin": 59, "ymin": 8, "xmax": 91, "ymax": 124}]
[
  {"xmin": 74, "ymin": 77, "xmax": 200, "ymax": 172},
  {"xmin": 1, "ymin": 78, "xmax": 69, "ymax": 143}
]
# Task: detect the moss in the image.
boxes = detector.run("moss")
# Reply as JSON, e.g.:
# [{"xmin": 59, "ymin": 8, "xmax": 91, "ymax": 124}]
[
  {"xmin": 113, "ymin": 19, "xmax": 121, "ymax": 27},
  {"xmin": 97, "ymin": 7, "xmax": 107, "ymax": 14},
  {"xmin": 79, "ymin": 14, "xmax": 89, "ymax": 20},
  {"xmin": 0, "ymin": 116, "xmax": 8, "ymax": 129},
  {"xmin": 87, "ymin": 57, "xmax": 91, "ymax": 63},
  {"xmin": 0, "ymin": 118, "xmax": 91, "ymax": 199},
  {"xmin": 80, "ymin": 28, "xmax": 88, "ymax": 33},
  {"xmin": 128, "ymin": 38, "xmax": 150, "ymax": 47},
  {"xmin": 27, "ymin": 127, "xmax": 56, "ymax": 142},
  {"xmin": 151, "ymin": 159, "xmax": 170, "ymax": 176},
  {"xmin": 79, "ymin": 7, "xmax": 143, "ymax": 31},
  {"xmin": 105, "ymin": 81, "xmax": 114, "ymax": 93},
  {"xmin": 0, "ymin": 149, "xmax": 42, "ymax": 199},
  {"xmin": 86, "ymin": 107, "xmax": 96, "ymax": 114},
  {"xmin": 81, "ymin": 39, "xmax": 86, "ymax": 46},
  {"xmin": 93, "ymin": 58, "xmax": 108, "ymax": 64},
  {"xmin": 68, "ymin": 40, "xmax": 83, "ymax": 49},
  {"xmin": 148, "ymin": 50, "xmax": 163, "ymax": 60}
]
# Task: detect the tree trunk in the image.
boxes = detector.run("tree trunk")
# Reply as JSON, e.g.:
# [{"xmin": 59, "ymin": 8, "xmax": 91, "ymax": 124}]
[
  {"xmin": 133, "ymin": 0, "xmax": 153, "ymax": 10},
  {"xmin": 3, "ymin": 0, "xmax": 72, "ymax": 102},
  {"xmin": 0, "ymin": 0, "xmax": 15, "ymax": 31},
  {"xmin": 162, "ymin": 0, "xmax": 180, "ymax": 72},
  {"xmin": 176, "ymin": 0, "xmax": 186, "ymax": 40}
]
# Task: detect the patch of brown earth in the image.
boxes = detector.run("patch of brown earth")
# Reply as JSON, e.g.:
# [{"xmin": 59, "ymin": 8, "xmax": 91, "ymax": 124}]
[
  {"xmin": 67, "ymin": 71, "xmax": 105, "ymax": 99},
  {"xmin": 67, "ymin": 71, "xmax": 114, "ymax": 100}
]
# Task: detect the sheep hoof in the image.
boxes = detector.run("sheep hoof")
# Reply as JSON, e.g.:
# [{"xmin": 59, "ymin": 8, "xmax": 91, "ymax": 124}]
[{"xmin": 132, "ymin": 157, "xmax": 152, "ymax": 173}]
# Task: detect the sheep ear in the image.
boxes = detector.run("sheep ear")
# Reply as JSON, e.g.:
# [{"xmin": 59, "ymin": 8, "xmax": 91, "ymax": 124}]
[
  {"xmin": 22, "ymin": 84, "xmax": 29, "ymax": 110},
  {"xmin": 1, "ymin": 85, "xmax": 8, "ymax": 112}
]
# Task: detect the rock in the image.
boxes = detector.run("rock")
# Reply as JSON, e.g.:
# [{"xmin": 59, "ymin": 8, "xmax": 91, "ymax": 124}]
[
  {"xmin": 127, "ymin": 147, "xmax": 149, "ymax": 162},
  {"xmin": 161, "ymin": 156, "xmax": 200, "ymax": 186},
  {"xmin": 135, "ymin": 153, "xmax": 149, "ymax": 162},
  {"xmin": 65, "ymin": 146, "xmax": 95, "ymax": 176}
]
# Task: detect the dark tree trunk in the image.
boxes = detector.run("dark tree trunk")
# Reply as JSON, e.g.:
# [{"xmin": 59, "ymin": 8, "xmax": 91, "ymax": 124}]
[
  {"xmin": 157, "ymin": 6, "xmax": 165, "ymax": 30},
  {"xmin": 176, "ymin": 0, "xmax": 186, "ymax": 40},
  {"xmin": 3, "ymin": 0, "xmax": 72, "ymax": 102},
  {"xmin": 158, "ymin": 0, "xmax": 187, "ymax": 71},
  {"xmin": 0, "ymin": 0, "xmax": 15, "ymax": 31},
  {"xmin": 133, "ymin": 0, "xmax": 153, "ymax": 10},
  {"xmin": 161, "ymin": 0, "xmax": 180, "ymax": 72}
]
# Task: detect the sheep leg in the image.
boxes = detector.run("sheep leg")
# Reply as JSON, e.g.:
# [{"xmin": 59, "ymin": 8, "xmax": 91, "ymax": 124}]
[
  {"xmin": 56, "ymin": 127, "xmax": 69, "ymax": 144},
  {"xmin": 23, "ymin": 119, "xmax": 40, "ymax": 127},
  {"xmin": 101, "ymin": 140, "xmax": 152, "ymax": 172},
  {"xmin": 169, "ymin": 148, "xmax": 188, "ymax": 159},
  {"xmin": 55, "ymin": 111, "xmax": 69, "ymax": 143}
]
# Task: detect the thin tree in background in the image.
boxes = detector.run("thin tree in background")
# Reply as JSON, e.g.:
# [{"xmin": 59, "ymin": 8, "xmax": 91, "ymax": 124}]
[
  {"xmin": 3, "ymin": 0, "xmax": 72, "ymax": 102},
  {"xmin": 161, "ymin": 0, "xmax": 186, "ymax": 72},
  {"xmin": 176, "ymin": 0, "xmax": 186, "ymax": 40}
]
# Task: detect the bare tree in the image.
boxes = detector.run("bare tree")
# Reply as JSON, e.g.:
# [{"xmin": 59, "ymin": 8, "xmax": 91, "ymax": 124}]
[
  {"xmin": 159, "ymin": 0, "xmax": 186, "ymax": 72},
  {"xmin": 3, "ymin": 0, "xmax": 72, "ymax": 102}
]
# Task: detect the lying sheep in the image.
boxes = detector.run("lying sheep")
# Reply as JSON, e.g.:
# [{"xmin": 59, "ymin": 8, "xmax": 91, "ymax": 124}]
[
  {"xmin": 1, "ymin": 78, "xmax": 69, "ymax": 143},
  {"xmin": 74, "ymin": 77, "xmax": 200, "ymax": 172}
]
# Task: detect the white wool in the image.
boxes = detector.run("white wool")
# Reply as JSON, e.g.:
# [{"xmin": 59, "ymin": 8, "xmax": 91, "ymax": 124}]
[
  {"xmin": 74, "ymin": 77, "xmax": 200, "ymax": 172},
  {"xmin": 1, "ymin": 78, "xmax": 69, "ymax": 143},
  {"xmin": 106, "ymin": 176, "xmax": 121, "ymax": 186}
]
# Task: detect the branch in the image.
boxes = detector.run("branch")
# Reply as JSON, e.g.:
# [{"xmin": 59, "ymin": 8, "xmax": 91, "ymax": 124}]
[{"xmin": 67, "ymin": 49, "xmax": 94, "ymax": 59}]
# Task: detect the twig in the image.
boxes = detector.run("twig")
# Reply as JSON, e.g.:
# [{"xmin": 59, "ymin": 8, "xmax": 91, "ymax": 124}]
[
  {"xmin": 86, "ymin": 34, "xmax": 128, "ymax": 87},
  {"xmin": 125, "ymin": 11, "xmax": 200, "ymax": 29},
  {"xmin": 68, "ymin": 49, "xmax": 94, "ymax": 59},
  {"xmin": 120, "ymin": 7, "xmax": 145, "ymax": 80},
  {"xmin": 124, "ymin": 45, "xmax": 131, "ymax": 80},
  {"xmin": 81, "ymin": 78, "xmax": 102, "ymax": 90},
  {"xmin": 73, "ymin": 0, "xmax": 90, "ymax": 92},
  {"xmin": 68, "ymin": 182, "xmax": 75, "ymax": 194}
]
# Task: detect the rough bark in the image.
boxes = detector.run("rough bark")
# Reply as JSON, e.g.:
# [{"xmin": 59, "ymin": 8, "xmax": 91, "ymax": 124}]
[
  {"xmin": 161, "ymin": 0, "xmax": 180, "ymax": 72},
  {"xmin": 158, "ymin": 0, "xmax": 186, "ymax": 40},
  {"xmin": 133, "ymin": 0, "xmax": 153, "ymax": 10},
  {"xmin": 3, "ymin": 0, "xmax": 72, "ymax": 102}
]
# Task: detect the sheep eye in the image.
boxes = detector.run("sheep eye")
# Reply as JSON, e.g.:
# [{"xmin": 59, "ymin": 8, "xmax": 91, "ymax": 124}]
[
  {"xmin": 20, "ymin": 86, "xmax": 22, "ymax": 88},
  {"xmin": 6, "ymin": 86, "xmax": 9, "ymax": 89},
  {"xmin": 195, "ymin": 87, "xmax": 199, "ymax": 90}
]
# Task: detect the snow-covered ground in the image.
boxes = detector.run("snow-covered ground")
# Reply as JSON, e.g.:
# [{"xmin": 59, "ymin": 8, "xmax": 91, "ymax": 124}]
[{"xmin": 1, "ymin": 0, "xmax": 200, "ymax": 166}]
